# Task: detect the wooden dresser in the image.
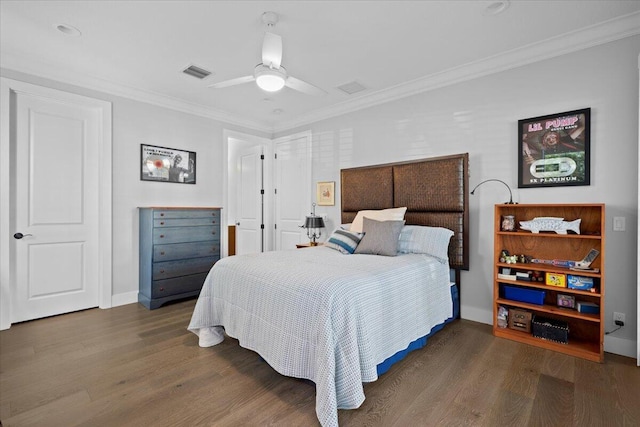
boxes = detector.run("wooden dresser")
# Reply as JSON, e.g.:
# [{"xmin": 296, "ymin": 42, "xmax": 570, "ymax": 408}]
[{"xmin": 139, "ymin": 207, "xmax": 221, "ymax": 309}]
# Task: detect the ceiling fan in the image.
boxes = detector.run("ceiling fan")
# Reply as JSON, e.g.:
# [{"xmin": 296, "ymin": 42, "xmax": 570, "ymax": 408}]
[{"xmin": 208, "ymin": 12, "xmax": 326, "ymax": 96}]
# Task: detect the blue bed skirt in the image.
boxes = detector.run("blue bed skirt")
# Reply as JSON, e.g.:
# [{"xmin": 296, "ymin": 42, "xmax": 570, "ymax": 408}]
[{"xmin": 376, "ymin": 283, "xmax": 459, "ymax": 376}]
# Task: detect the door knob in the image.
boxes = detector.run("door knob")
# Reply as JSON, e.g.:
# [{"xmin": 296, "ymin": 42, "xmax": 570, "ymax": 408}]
[
  {"xmin": 236, "ymin": 222, "xmax": 240, "ymax": 226},
  {"xmin": 13, "ymin": 232, "xmax": 33, "ymax": 239}
]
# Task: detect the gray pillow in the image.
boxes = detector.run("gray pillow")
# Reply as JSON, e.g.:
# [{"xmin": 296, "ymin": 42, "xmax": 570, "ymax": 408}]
[{"xmin": 354, "ymin": 217, "xmax": 405, "ymax": 256}]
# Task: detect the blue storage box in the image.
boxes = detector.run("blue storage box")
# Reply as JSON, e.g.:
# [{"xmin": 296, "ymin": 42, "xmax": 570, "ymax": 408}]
[{"xmin": 504, "ymin": 285, "xmax": 545, "ymax": 305}]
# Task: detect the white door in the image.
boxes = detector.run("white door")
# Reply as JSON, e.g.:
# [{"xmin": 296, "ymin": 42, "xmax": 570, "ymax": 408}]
[
  {"xmin": 274, "ymin": 132, "xmax": 312, "ymax": 250},
  {"xmin": 11, "ymin": 87, "xmax": 102, "ymax": 322},
  {"xmin": 236, "ymin": 144, "xmax": 263, "ymax": 255}
]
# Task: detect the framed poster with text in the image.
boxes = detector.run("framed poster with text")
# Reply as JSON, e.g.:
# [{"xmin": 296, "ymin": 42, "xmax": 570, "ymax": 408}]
[
  {"xmin": 518, "ymin": 108, "xmax": 590, "ymax": 188},
  {"xmin": 140, "ymin": 144, "xmax": 196, "ymax": 184}
]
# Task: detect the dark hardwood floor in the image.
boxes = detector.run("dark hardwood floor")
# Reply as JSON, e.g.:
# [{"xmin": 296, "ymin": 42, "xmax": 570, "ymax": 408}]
[{"xmin": 1, "ymin": 299, "xmax": 638, "ymax": 426}]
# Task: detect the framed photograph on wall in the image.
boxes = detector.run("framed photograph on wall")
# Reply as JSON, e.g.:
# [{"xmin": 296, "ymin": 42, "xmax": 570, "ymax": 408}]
[
  {"xmin": 316, "ymin": 181, "xmax": 335, "ymax": 206},
  {"xmin": 140, "ymin": 144, "xmax": 196, "ymax": 184},
  {"xmin": 518, "ymin": 108, "xmax": 590, "ymax": 188}
]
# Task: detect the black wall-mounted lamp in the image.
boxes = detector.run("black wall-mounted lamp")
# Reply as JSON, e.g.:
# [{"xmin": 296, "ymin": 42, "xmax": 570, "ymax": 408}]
[{"xmin": 470, "ymin": 179, "xmax": 516, "ymax": 204}]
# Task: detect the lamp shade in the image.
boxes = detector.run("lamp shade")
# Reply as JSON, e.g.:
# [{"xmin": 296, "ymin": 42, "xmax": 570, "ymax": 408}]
[{"xmin": 304, "ymin": 216, "xmax": 325, "ymax": 229}]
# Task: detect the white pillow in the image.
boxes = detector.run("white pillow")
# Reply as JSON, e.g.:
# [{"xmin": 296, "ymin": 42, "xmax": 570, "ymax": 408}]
[
  {"xmin": 350, "ymin": 207, "xmax": 407, "ymax": 233},
  {"xmin": 397, "ymin": 225, "xmax": 454, "ymax": 263}
]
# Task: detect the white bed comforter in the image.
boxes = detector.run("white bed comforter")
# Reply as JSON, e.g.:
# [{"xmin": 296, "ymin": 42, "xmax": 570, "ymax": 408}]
[{"xmin": 188, "ymin": 246, "xmax": 452, "ymax": 427}]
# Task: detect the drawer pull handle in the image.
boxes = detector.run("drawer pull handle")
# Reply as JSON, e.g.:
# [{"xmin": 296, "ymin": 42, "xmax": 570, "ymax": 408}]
[
  {"xmin": 160, "ymin": 234, "xmax": 165, "ymax": 238},
  {"xmin": 160, "ymin": 269, "xmax": 165, "ymax": 273},
  {"xmin": 160, "ymin": 221, "xmax": 165, "ymax": 225},
  {"xmin": 160, "ymin": 251, "xmax": 165, "ymax": 255},
  {"xmin": 159, "ymin": 287, "xmax": 164, "ymax": 292},
  {"xmin": 212, "ymin": 231, "xmax": 216, "ymax": 235},
  {"xmin": 160, "ymin": 213, "xmax": 165, "ymax": 217}
]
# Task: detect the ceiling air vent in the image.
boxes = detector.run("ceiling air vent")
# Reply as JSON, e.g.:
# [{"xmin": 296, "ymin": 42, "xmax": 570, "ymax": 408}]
[
  {"xmin": 337, "ymin": 81, "xmax": 367, "ymax": 95},
  {"xmin": 182, "ymin": 64, "xmax": 212, "ymax": 80}
]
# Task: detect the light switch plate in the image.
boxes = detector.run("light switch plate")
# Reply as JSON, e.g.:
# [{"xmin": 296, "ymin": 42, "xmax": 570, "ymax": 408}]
[{"xmin": 613, "ymin": 217, "xmax": 625, "ymax": 231}]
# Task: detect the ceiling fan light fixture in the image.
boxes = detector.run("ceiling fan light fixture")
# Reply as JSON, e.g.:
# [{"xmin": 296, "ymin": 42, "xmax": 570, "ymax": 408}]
[
  {"xmin": 255, "ymin": 65, "xmax": 286, "ymax": 92},
  {"xmin": 256, "ymin": 74, "xmax": 285, "ymax": 92}
]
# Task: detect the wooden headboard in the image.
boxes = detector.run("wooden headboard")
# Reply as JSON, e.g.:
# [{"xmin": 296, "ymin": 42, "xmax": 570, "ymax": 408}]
[{"xmin": 341, "ymin": 153, "xmax": 469, "ymax": 271}]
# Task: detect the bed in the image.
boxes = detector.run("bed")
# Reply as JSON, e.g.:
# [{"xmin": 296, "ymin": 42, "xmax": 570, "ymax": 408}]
[{"xmin": 188, "ymin": 153, "xmax": 469, "ymax": 427}]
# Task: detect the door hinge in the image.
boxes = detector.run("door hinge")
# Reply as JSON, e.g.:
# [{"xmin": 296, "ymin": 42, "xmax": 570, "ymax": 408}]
[
  {"xmin": 260, "ymin": 189, "xmax": 264, "ymax": 195},
  {"xmin": 274, "ymin": 188, "xmax": 277, "ymax": 194},
  {"xmin": 274, "ymin": 153, "xmax": 278, "ymax": 159},
  {"xmin": 274, "ymin": 224, "xmax": 277, "ymax": 229},
  {"xmin": 261, "ymin": 224, "xmax": 264, "ymax": 229},
  {"xmin": 260, "ymin": 154, "xmax": 264, "ymax": 160}
]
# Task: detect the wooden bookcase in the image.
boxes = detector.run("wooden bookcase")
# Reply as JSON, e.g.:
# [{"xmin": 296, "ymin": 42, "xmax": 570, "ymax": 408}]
[{"xmin": 493, "ymin": 204, "xmax": 605, "ymax": 362}]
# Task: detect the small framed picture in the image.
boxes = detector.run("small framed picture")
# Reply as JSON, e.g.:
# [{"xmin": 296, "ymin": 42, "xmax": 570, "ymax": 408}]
[
  {"xmin": 316, "ymin": 181, "xmax": 335, "ymax": 206},
  {"xmin": 557, "ymin": 294, "xmax": 576, "ymax": 309},
  {"xmin": 141, "ymin": 144, "xmax": 196, "ymax": 184}
]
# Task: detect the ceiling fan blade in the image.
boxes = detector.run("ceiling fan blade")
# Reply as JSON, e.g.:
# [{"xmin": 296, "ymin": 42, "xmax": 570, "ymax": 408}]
[
  {"xmin": 285, "ymin": 76, "xmax": 327, "ymax": 96},
  {"xmin": 262, "ymin": 32, "xmax": 282, "ymax": 69},
  {"xmin": 208, "ymin": 75, "xmax": 255, "ymax": 89}
]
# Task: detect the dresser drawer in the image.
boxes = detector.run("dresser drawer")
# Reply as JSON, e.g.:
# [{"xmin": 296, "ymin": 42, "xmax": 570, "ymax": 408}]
[
  {"xmin": 153, "ymin": 226, "xmax": 219, "ymax": 244},
  {"xmin": 152, "ymin": 272, "xmax": 208, "ymax": 297},
  {"xmin": 153, "ymin": 210, "xmax": 220, "ymax": 220},
  {"xmin": 154, "ymin": 217, "xmax": 219, "ymax": 227},
  {"xmin": 153, "ymin": 241, "xmax": 220, "ymax": 262},
  {"xmin": 152, "ymin": 256, "xmax": 218, "ymax": 280}
]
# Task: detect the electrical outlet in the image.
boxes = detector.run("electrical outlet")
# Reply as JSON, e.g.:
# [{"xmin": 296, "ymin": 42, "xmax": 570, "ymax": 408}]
[{"xmin": 613, "ymin": 312, "xmax": 625, "ymax": 325}]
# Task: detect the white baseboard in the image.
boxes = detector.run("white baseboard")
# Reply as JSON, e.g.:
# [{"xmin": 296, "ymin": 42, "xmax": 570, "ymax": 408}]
[
  {"xmin": 461, "ymin": 305, "xmax": 492, "ymax": 325},
  {"xmin": 110, "ymin": 291, "xmax": 138, "ymax": 308},
  {"xmin": 604, "ymin": 334, "xmax": 637, "ymax": 359}
]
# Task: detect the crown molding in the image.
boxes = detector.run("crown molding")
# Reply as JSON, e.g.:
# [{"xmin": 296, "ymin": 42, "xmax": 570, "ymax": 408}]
[
  {"xmin": 272, "ymin": 11, "xmax": 640, "ymax": 133},
  {"xmin": 0, "ymin": 52, "xmax": 274, "ymax": 134},
  {"xmin": 2, "ymin": 11, "xmax": 638, "ymax": 136}
]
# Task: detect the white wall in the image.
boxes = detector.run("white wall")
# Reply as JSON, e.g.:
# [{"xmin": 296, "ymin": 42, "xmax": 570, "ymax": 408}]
[
  {"xmin": 0, "ymin": 68, "xmax": 267, "ymax": 306},
  {"xmin": 110, "ymin": 99, "xmax": 224, "ymax": 300},
  {"xmin": 278, "ymin": 35, "xmax": 640, "ymax": 357}
]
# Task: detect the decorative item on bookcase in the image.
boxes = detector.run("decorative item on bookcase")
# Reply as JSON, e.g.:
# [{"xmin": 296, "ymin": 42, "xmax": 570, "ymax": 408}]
[
  {"xmin": 532, "ymin": 315, "xmax": 569, "ymax": 344},
  {"xmin": 576, "ymin": 301, "xmax": 600, "ymax": 314},
  {"xmin": 504, "ymin": 285, "xmax": 545, "ymax": 305},
  {"xmin": 519, "ymin": 217, "xmax": 581, "ymax": 234},
  {"xmin": 557, "ymin": 294, "xmax": 576, "ymax": 309},
  {"xmin": 508, "ymin": 309, "xmax": 532, "ymax": 332},
  {"xmin": 501, "ymin": 215, "xmax": 515, "ymax": 231},
  {"xmin": 567, "ymin": 275, "xmax": 594, "ymax": 291},
  {"xmin": 497, "ymin": 306, "xmax": 509, "ymax": 328},
  {"xmin": 545, "ymin": 272, "xmax": 566, "ymax": 287}
]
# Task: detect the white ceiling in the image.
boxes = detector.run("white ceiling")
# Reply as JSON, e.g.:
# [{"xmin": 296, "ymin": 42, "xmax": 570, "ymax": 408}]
[{"xmin": 2, "ymin": 1, "xmax": 639, "ymax": 133}]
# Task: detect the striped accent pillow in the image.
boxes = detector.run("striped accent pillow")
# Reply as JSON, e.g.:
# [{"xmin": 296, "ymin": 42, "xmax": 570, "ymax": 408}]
[{"xmin": 325, "ymin": 229, "xmax": 365, "ymax": 254}]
